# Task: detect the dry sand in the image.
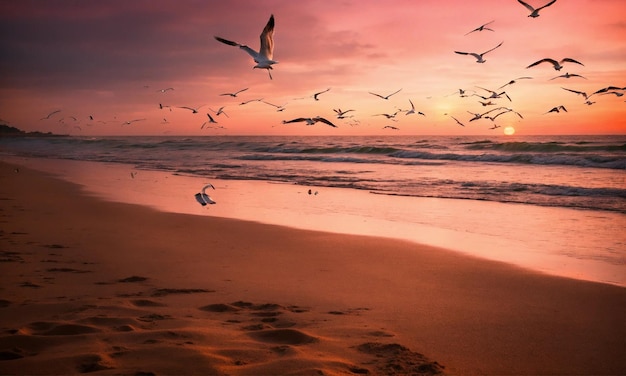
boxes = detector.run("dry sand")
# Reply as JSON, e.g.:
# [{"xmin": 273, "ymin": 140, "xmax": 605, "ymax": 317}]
[{"xmin": 0, "ymin": 161, "xmax": 624, "ymax": 375}]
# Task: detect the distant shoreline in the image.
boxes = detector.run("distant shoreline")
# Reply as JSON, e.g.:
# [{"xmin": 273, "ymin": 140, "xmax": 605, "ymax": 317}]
[{"xmin": 0, "ymin": 124, "xmax": 66, "ymax": 137}]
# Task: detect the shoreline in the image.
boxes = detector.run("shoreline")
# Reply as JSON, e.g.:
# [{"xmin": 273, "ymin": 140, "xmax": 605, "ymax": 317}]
[
  {"xmin": 1, "ymin": 160, "xmax": 625, "ymax": 375},
  {"xmin": 4, "ymin": 155, "xmax": 626, "ymax": 287}
]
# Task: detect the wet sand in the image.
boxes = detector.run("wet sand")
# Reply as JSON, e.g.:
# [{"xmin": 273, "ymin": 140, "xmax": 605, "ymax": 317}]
[{"xmin": 1, "ymin": 160, "xmax": 625, "ymax": 375}]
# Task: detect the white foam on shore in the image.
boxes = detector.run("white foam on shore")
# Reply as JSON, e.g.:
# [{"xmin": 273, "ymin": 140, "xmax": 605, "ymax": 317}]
[{"xmin": 7, "ymin": 156, "xmax": 626, "ymax": 287}]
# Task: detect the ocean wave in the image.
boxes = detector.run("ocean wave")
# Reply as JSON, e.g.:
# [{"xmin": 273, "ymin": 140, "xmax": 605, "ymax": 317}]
[{"xmin": 464, "ymin": 141, "xmax": 626, "ymax": 153}]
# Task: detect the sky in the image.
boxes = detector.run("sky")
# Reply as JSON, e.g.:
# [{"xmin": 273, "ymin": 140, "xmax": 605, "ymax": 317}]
[{"xmin": 0, "ymin": 0, "xmax": 625, "ymax": 136}]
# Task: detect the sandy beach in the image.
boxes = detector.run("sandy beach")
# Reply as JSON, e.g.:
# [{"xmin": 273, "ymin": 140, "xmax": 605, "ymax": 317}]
[{"xmin": 1, "ymin": 160, "xmax": 625, "ymax": 375}]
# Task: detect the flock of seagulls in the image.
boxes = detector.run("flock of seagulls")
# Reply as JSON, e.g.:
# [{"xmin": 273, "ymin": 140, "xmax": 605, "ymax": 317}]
[{"xmin": 29, "ymin": 1, "xmax": 624, "ymax": 135}]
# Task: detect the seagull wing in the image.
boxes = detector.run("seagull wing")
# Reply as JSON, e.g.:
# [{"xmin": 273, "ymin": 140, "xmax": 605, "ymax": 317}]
[
  {"xmin": 315, "ymin": 117, "xmax": 337, "ymax": 128},
  {"xmin": 388, "ymin": 88, "xmax": 402, "ymax": 98},
  {"xmin": 561, "ymin": 87, "xmax": 587, "ymax": 98},
  {"xmin": 369, "ymin": 92, "xmax": 386, "ymax": 99},
  {"xmin": 214, "ymin": 36, "xmax": 239, "ymax": 47},
  {"xmin": 482, "ymin": 41, "xmax": 503, "ymax": 55},
  {"xmin": 259, "ymin": 14, "xmax": 275, "ymax": 60},
  {"xmin": 537, "ymin": 0, "xmax": 557, "ymax": 11},
  {"xmin": 560, "ymin": 58, "xmax": 584, "ymax": 66},
  {"xmin": 526, "ymin": 58, "xmax": 558, "ymax": 68},
  {"xmin": 282, "ymin": 118, "xmax": 308, "ymax": 124},
  {"xmin": 517, "ymin": 0, "xmax": 536, "ymax": 12},
  {"xmin": 215, "ymin": 36, "xmax": 260, "ymax": 61}
]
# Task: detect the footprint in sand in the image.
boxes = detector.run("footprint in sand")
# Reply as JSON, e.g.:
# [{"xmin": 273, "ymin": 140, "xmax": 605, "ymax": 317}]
[
  {"xmin": 198, "ymin": 301, "xmax": 316, "ymax": 345},
  {"xmin": 247, "ymin": 328, "xmax": 318, "ymax": 345},
  {"xmin": 22, "ymin": 321, "xmax": 102, "ymax": 336},
  {"xmin": 355, "ymin": 342, "xmax": 445, "ymax": 375}
]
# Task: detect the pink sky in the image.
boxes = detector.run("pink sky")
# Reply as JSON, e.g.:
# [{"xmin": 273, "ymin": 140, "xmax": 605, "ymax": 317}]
[{"xmin": 0, "ymin": 0, "xmax": 625, "ymax": 136}]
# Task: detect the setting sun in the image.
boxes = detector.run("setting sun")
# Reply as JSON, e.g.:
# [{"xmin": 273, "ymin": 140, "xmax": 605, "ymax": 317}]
[{"xmin": 504, "ymin": 126, "xmax": 516, "ymax": 136}]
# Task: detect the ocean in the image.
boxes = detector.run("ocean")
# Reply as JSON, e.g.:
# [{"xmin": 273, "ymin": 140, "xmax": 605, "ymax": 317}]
[{"xmin": 2, "ymin": 134, "xmax": 625, "ymax": 286}]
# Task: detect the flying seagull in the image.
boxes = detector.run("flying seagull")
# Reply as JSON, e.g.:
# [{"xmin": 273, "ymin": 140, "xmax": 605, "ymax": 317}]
[
  {"xmin": 282, "ymin": 117, "xmax": 337, "ymax": 128},
  {"xmin": 179, "ymin": 105, "xmax": 205, "ymax": 114},
  {"xmin": 455, "ymin": 41, "xmax": 503, "ymax": 63},
  {"xmin": 497, "ymin": 76, "xmax": 533, "ymax": 90},
  {"xmin": 383, "ymin": 125, "xmax": 399, "ymax": 130},
  {"xmin": 561, "ymin": 87, "xmax": 588, "ymax": 99},
  {"xmin": 263, "ymin": 101, "xmax": 288, "ymax": 111},
  {"xmin": 201, "ymin": 113, "xmax": 218, "ymax": 129},
  {"xmin": 518, "ymin": 0, "xmax": 557, "ymax": 18},
  {"xmin": 450, "ymin": 115, "xmax": 465, "ymax": 127},
  {"xmin": 239, "ymin": 98, "xmax": 264, "ymax": 105},
  {"xmin": 526, "ymin": 58, "xmax": 583, "ymax": 71},
  {"xmin": 550, "ymin": 72, "xmax": 587, "ymax": 80},
  {"xmin": 405, "ymin": 99, "xmax": 425, "ymax": 116},
  {"xmin": 209, "ymin": 106, "xmax": 229, "ymax": 117},
  {"xmin": 157, "ymin": 87, "xmax": 174, "ymax": 93},
  {"xmin": 369, "ymin": 88, "xmax": 402, "ymax": 100},
  {"xmin": 333, "ymin": 108, "xmax": 355, "ymax": 118},
  {"xmin": 219, "ymin": 88, "xmax": 249, "ymax": 97},
  {"xmin": 465, "ymin": 20, "xmax": 495, "ymax": 35},
  {"xmin": 545, "ymin": 105, "xmax": 567, "ymax": 114},
  {"xmin": 312, "ymin": 88, "xmax": 331, "ymax": 100},
  {"xmin": 195, "ymin": 184, "xmax": 216, "ymax": 206},
  {"xmin": 214, "ymin": 14, "xmax": 277, "ymax": 79},
  {"xmin": 121, "ymin": 118, "xmax": 146, "ymax": 125},
  {"xmin": 40, "ymin": 110, "xmax": 61, "ymax": 120}
]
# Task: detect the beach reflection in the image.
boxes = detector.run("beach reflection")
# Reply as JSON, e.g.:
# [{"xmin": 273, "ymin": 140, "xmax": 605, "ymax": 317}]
[{"xmin": 11, "ymin": 156, "xmax": 626, "ymax": 287}]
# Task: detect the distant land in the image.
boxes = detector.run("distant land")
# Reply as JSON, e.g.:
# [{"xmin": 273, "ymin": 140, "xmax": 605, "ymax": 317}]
[{"xmin": 0, "ymin": 124, "xmax": 65, "ymax": 137}]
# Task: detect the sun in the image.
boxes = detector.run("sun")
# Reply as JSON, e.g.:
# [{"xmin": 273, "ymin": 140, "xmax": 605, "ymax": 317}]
[{"xmin": 503, "ymin": 126, "xmax": 516, "ymax": 136}]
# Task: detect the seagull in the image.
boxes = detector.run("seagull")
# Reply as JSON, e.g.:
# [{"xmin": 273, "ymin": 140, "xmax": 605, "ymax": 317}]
[
  {"xmin": 179, "ymin": 105, "xmax": 205, "ymax": 114},
  {"xmin": 209, "ymin": 106, "xmax": 229, "ymax": 117},
  {"xmin": 157, "ymin": 87, "xmax": 174, "ymax": 93},
  {"xmin": 450, "ymin": 115, "xmax": 465, "ymax": 127},
  {"xmin": 545, "ymin": 105, "xmax": 567, "ymax": 114},
  {"xmin": 550, "ymin": 72, "xmax": 587, "ymax": 80},
  {"xmin": 465, "ymin": 20, "xmax": 495, "ymax": 35},
  {"xmin": 405, "ymin": 99, "xmax": 425, "ymax": 116},
  {"xmin": 239, "ymin": 98, "xmax": 264, "ymax": 105},
  {"xmin": 312, "ymin": 88, "xmax": 331, "ymax": 100},
  {"xmin": 159, "ymin": 103, "xmax": 171, "ymax": 110},
  {"xmin": 518, "ymin": 0, "xmax": 557, "ymax": 18},
  {"xmin": 369, "ymin": 88, "xmax": 402, "ymax": 100},
  {"xmin": 374, "ymin": 111, "xmax": 400, "ymax": 120},
  {"xmin": 195, "ymin": 184, "xmax": 216, "ymax": 206},
  {"xmin": 206, "ymin": 113, "xmax": 217, "ymax": 123},
  {"xmin": 526, "ymin": 58, "xmax": 584, "ymax": 71},
  {"xmin": 446, "ymin": 88, "xmax": 475, "ymax": 97},
  {"xmin": 201, "ymin": 113, "xmax": 218, "ymax": 129},
  {"xmin": 282, "ymin": 117, "xmax": 337, "ymax": 128},
  {"xmin": 262, "ymin": 101, "xmax": 287, "ymax": 111},
  {"xmin": 333, "ymin": 108, "xmax": 355, "ymax": 118},
  {"xmin": 121, "ymin": 118, "xmax": 146, "ymax": 125},
  {"xmin": 590, "ymin": 86, "xmax": 626, "ymax": 97},
  {"xmin": 485, "ymin": 108, "xmax": 524, "ymax": 121},
  {"xmin": 214, "ymin": 14, "xmax": 277, "ymax": 79},
  {"xmin": 561, "ymin": 87, "xmax": 588, "ymax": 99},
  {"xmin": 219, "ymin": 88, "xmax": 249, "ymax": 97},
  {"xmin": 40, "ymin": 110, "xmax": 61, "ymax": 120},
  {"xmin": 383, "ymin": 125, "xmax": 399, "ymax": 130},
  {"xmin": 497, "ymin": 77, "xmax": 533, "ymax": 89},
  {"xmin": 475, "ymin": 86, "xmax": 511, "ymax": 101},
  {"xmin": 455, "ymin": 41, "xmax": 503, "ymax": 63}
]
